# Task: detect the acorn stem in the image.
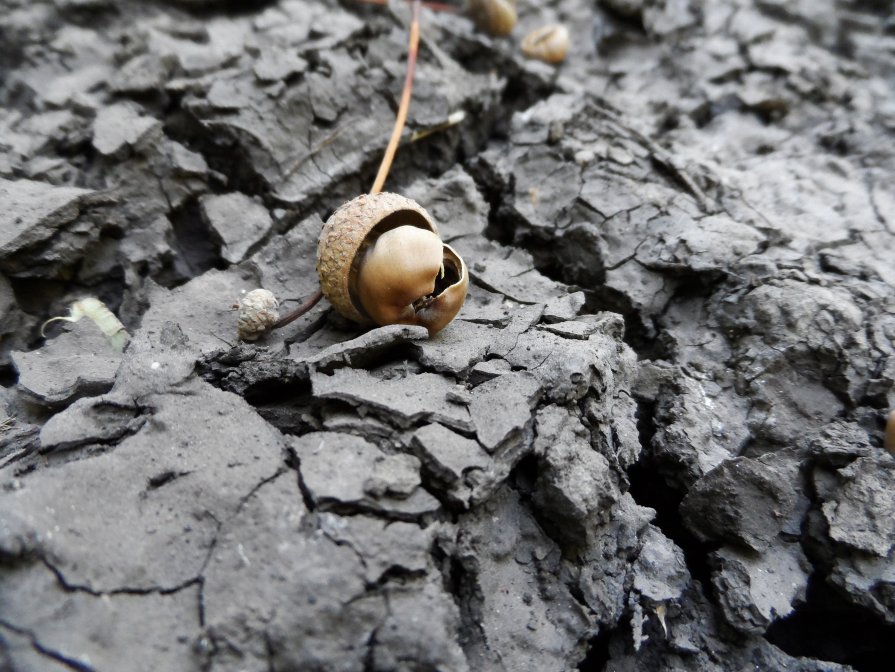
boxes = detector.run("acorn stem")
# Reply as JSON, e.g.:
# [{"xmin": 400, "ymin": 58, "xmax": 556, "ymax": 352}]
[
  {"xmin": 271, "ymin": 290, "xmax": 324, "ymax": 329},
  {"xmin": 370, "ymin": 0, "xmax": 422, "ymax": 194}
]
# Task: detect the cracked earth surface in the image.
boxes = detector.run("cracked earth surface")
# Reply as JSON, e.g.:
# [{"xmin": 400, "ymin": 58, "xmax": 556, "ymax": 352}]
[{"xmin": 1, "ymin": 0, "xmax": 895, "ymax": 670}]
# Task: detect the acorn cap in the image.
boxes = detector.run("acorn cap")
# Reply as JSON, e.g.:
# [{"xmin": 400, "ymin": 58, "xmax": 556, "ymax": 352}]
[{"xmin": 317, "ymin": 192, "xmax": 439, "ymax": 324}]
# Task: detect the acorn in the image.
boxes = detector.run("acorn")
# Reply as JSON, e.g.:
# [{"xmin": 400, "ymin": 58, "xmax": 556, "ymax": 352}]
[
  {"xmin": 466, "ymin": 0, "xmax": 517, "ymax": 37},
  {"xmin": 521, "ymin": 24, "xmax": 570, "ymax": 64},
  {"xmin": 316, "ymin": 192, "xmax": 469, "ymax": 336}
]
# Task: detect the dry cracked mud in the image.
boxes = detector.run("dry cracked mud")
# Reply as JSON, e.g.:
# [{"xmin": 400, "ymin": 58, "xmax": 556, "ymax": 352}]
[{"xmin": 1, "ymin": 1, "xmax": 895, "ymax": 671}]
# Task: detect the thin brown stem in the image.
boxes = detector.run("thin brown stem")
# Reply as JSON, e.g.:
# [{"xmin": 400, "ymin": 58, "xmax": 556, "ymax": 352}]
[
  {"xmin": 370, "ymin": 0, "xmax": 422, "ymax": 194},
  {"xmin": 272, "ymin": 290, "xmax": 324, "ymax": 329}
]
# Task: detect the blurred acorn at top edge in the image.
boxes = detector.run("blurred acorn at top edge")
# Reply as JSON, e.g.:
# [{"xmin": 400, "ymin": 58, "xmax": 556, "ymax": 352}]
[
  {"xmin": 316, "ymin": 192, "xmax": 469, "ymax": 337},
  {"xmin": 466, "ymin": 0, "xmax": 517, "ymax": 37},
  {"xmin": 521, "ymin": 24, "xmax": 570, "ymax": 64}
]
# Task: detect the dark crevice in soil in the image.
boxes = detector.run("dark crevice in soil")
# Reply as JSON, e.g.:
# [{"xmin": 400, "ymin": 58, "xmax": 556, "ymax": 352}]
[
  {"xmin": 527, "ymin": 228, "xmax": 607, "ymax": 288},
  {"xmin": 327, "ymin": 343, "xmax": 425, "ymax": 375},
  {"xmin": 0, "ymin": 78, "xmax": 37, "ymax": 117},
  {"xmin": 464, "ymin": 151, "xmax": 514, "ymax": 246},
  {"xmin": 0, "ymin": 366, "xmax": 17, "ymax": 388},
  {"xmin": 164, "ymin": 109, "xmax": 273, "ymax": 203},
  {"xmin": 146, "ymin": 469, "xmax": 191, "ymax": 491},
  {"xmin": 777, "ymin": 459, "xmax": 895, "ymax": 672},
  {"xmin": 597, "ymin": 2, "xmax": 649, "ymax": 34},
  {"xmin": 496, "ymin": 72, "xmax": 557, "ymax": 138},
  {"xmin": 197, "ymin": 350, "xmax": 325, "ymax": 435},
  {"xmin": 581, "ymin": 288, "xmax": 669, "ymax": 361},
  {"xmin": 235, "ymin": 470, "xmax": 287, "ymax": 515},
  {"xmin": 508, "ymin": 450, "xmax": 539, "ymax": 492},
  {"xmin": 40, "ymin": 553, "xmax": 202, "ymax": 599},
  {"xmin": 361, "ymin": 626, "xmax": 379, "ymax": 672},
  {"xmin": 263, "ymin": 630, "xmax": 278, "ymax": 672},
  {"xmin": 41, "ymin": 398, "xmax": 151, "ymax": 440},
  {"xmin": 627, "ymin": 458, "xmax": 714, "ymax": 589},
  {"xmin": 9, "ymin": 277, "xmax": 81, "ymax": 328},
  {"xmin": 633, "ymin": 397, "xmax": 658, "ymax": 457},
  {"xmin": 306, "ymin": 498, "xmax": 440, "ymax": 525},
  {"xmin": 166, "ymin": 197, "xmax": 227, "ymax": 285},
  {"xmin": 627, "ymin": 399, "xmax": 713, "ymax": 590},
  {"xmin": 765, "ymin": 574, "xmax": 895, "ymax": 672},
  {"xmin": 0, "ymin": 619, "xmax": 95, "ymax": 672},
  {"xmin": 285, "ymin": 449, "xmax": 318, "ymax": 514},
  {"xmin": 36, "ymin": 425, "xmax": 150, "ymax": 470},
  {"xmin": 367, "ymin": 565, "xmax": 429, "ymax": 592},
  {"xmin": 153, "ymin": 0, "xmax": 282, "ymax": 19},
  {"xmin": 449, "ymin": 46, "xmax": 556, "ymax": 142},
  {"xmin": 0, "ymin": 32, "xmax": 26, "ymax": 88},
  {"xmin": 576, "ymin": 624, "xmax": 613, "ymax": 672},
  {"xmin": 242, "ymin": 378, "xmax": 317, "ymax": 436},
  {"xmin": 444, "ymin": 552, "xmax": 488, "ymax": 670}
]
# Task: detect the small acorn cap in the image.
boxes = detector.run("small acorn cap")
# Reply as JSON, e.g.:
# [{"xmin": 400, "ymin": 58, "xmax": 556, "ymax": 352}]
[
  {"xmin": 317, "ymin": 192, "xmax": 439, "ymax": 324},
  {"xmin": 237, "ymin": 289, "xmax": 279, "ymax": 341}
]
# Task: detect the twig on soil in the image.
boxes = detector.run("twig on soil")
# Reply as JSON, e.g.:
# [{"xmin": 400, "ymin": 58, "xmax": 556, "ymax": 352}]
[{"xmin": 0, "ymin": 416, "xmax": 14, "ymax": 433}]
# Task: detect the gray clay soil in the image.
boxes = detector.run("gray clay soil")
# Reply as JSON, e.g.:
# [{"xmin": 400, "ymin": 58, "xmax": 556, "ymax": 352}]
[{"xmin": 2, "ymin": 0, "xmax": 895, "ymax": 670}]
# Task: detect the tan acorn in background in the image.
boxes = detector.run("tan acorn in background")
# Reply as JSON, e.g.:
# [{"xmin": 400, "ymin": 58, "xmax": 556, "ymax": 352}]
[
  {"xmin": 317, "ymin": 192, "xmax": 468, "ymax": 336},
  {"xmin": 466, "ymin": 0, "xmax": 517, "ymax": 37},
  {"xmin": 521, "ymin": 24, "xmax": 570, "ymax": 64}
]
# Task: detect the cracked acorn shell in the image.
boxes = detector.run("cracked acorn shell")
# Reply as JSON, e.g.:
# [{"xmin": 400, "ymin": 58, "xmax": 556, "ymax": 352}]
[{"xmin": 316, "ymin": 192, "xmax": 469, "ymax": 336}]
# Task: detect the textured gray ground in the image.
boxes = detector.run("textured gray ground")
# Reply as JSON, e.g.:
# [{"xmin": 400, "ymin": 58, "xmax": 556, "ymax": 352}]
[{"xmin": 1, "ymin": 0, "xmax": 894, "ymax": 670}]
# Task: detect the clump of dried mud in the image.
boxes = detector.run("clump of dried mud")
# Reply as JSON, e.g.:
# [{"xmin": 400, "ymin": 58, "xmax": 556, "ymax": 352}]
[{"xmin": 1, "ymin": 1, "xmax": 894, "ymax": 671}]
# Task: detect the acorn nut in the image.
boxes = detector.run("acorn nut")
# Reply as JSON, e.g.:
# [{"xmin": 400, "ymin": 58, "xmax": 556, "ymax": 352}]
[
  {"xmin": 466, "ymin": 0, "xmax": 517, "ymax": 37},
  {"xmin": 316, "ymin": 192, "xmax": 469, "ymax": 336},
  {"xmin": 521, "ymin": 24, "xmax": 570, "ymax": 64}
]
